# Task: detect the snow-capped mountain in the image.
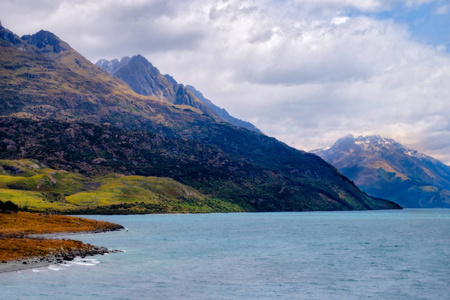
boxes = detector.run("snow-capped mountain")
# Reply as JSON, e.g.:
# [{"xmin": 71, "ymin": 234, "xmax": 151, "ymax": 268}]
[{"xmin": 312, "ymin": 134, "xmax": 450, "ymax": 208}]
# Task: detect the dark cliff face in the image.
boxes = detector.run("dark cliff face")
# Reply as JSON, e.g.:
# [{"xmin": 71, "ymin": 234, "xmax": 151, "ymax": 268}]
[
  {"xmin": 312, "ymin": 135, "xmax": 450, "ymax": 208},
  {"xmin": 0, "ymin": 24, "xmax": 401, "ymax": 212}
]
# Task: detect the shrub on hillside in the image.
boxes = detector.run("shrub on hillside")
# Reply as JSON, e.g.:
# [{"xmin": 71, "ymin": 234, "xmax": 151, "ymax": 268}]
[{"xmin": 0, "ymin": 200, "xmax": 19, "ymax": 213}]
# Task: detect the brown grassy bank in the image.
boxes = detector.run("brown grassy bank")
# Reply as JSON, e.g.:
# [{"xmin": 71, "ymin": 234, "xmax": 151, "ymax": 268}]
[
  {"xmin": 0, "ymin": 211, "xmax": 123, "ymax": 237},
  {"xmin": 0, "ymin": 212, "xmax": 123, "ymax": 270},
  {"xmin": 0, "ymin": 238, "xmax": 105, "ymax": 261}
]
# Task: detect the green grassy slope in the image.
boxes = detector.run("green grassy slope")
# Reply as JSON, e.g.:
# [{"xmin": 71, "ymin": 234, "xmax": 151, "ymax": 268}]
[{"xmin": 0, "ymin": 159, "xmax": 243, "ymax": 214}]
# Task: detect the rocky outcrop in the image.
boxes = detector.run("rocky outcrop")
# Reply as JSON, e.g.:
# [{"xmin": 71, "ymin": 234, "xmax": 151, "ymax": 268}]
[
  {"xmin": 0, "ymin": 243, "xmax": 123, "ymax": 274},
  {"xmin": 21, "ymin": 30, "xmax": 66, "ymax": 53}
]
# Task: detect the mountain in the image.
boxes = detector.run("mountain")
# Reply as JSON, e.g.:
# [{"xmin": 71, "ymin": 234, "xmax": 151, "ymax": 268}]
[
  {"xmin": 97, "ymin": 55, "xmax": 178, "ymax": 102},
  {"xmin": 312, "ymin": 134, "xmax": 450, "ymax": 208},
  {"xmin": 96, "ymin": 56, "xmax": 131, "ymax": 74},
  {"xmin": 0, "ymin": 23, "xmax": 400, "ymax": 212},
  {"xmin": 96, "ymin": 55, "xmax": 262, "ymax": 133}
]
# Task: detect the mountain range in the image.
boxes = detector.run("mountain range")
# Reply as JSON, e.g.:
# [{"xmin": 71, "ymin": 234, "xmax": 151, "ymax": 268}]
[
  {"xmin": 312, "ymin": 135, "xmax": 450, "ymax": 208},
  {"xmin": 96, "ymin": 55, "xmax": 261, "ymax": 133},
  {"xmin": 0, "ymin": 22, "xmax": 400, "ymax": 212}
]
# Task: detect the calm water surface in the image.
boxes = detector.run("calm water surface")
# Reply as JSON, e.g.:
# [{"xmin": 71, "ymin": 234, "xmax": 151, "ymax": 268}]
[{"xmin": 1, "ymin": 209, "xmax": 449, "ymax": 299}]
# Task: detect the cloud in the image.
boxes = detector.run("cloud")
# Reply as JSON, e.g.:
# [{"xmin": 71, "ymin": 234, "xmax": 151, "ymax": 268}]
[
  {"xmin": 1, "ymin": 0, "xmax": 450, "ymax": 164},
  {"xmin": 435, "ymin": 4, "xmax": 449, "ymax": 15}
]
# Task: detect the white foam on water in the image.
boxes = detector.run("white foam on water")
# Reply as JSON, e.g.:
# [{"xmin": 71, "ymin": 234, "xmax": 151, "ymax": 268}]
[
  {"xmin": 32, "ymin": 269, "xmax": 45, "ymax": 273},
  {"xmin": 69, "ymin": 257, "xmax": 101, "ymax": 266},
  {"xmin": 48, "ymin": 265, "xmax": 63, "ymax": 271},
  {"xmin": 60, "ymin": 262, "xmax": 72, "ymax": 267}
]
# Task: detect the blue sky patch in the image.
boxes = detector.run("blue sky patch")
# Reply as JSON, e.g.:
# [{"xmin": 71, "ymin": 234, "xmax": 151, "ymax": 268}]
[{"xmin": 372, "ymin": 1, "xmax": 450, "ymax": 51}]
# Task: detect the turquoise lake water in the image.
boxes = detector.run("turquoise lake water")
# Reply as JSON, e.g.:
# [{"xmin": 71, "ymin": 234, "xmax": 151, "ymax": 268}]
[{"xmin": 1, "ymin": 209, "xmax": 450, "ymax": 299}]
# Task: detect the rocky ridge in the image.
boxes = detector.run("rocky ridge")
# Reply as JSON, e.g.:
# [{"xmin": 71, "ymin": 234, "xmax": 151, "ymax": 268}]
[{"xmin": 96, "ymin": 55, "xmax": 262, "ymax": 133}]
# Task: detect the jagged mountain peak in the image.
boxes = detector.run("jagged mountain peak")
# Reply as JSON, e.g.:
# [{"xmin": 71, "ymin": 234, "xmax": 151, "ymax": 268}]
[
  {"xmin": 127, "ymin": 54, "xmax": 161, "ymax": 76},
  {"xmin": 0, "ymin": 24, "xmax": 74, "ymax": 57},
  {"xmin": 21, "ymin": 30, "xmax": 66, "ymax": 54},
  {"xmin": 0, "ymin": 22, "xmax": 25, "ymax": 47},
  {"xmin": 339, "ymin": 134, "xmax": 438, "ymax": 163},
  {"xmin": 332, "ymin": 134, "xmax": 394, "ymax": 146},
  {"xmin": 97, "ymin": 55, "xmax": 262, "ymax": 133},
  {"xmin": 99, "ymin": 54, "xmax": 178, "ymax": 101},
  {"xmin": 96, "ymin": 56, "xmax": 131, "ymax": 74},
  {"xmin": 330, "ymin": 134, "xmax": 354, "ymax": 149},
  {"xmin": 132, "ymin": 54, "xmax": 148, "ymax": 62},
  {"xmin": 353, "ymin": 135, "xmax": 396, "ymax": 146}
]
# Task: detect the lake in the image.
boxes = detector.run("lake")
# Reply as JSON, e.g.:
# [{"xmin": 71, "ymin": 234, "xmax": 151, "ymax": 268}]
[{"xmin": 1, "ymin": 209, "xmax": 449, "ymax": 299}]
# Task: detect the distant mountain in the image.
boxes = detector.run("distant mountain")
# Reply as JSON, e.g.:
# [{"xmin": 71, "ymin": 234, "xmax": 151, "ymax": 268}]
[
  {"xmin": 0, "ymin": 23, "xmax": 400, "ymax": 212},
  {"xmin": 312, "ymin": 135, "xmax": 450, "ymax": 208},
  {"xmin": 96, "ymin": 55, "xmax": 261, "ymax": 133},
  {"xmin": 96, "ymin": 56, "xmax": 131, "ymax": 75}
]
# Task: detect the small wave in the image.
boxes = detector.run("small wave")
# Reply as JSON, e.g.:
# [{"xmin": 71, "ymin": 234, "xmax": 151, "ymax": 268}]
[
  {"xmin": 48, "ymin": 265, "xmax": 63, "ymax": 271},
  {"xmin": 32, "ymin": 269, "xmax": 45, "ymax": 273},
  {"xmin": 70, "ymin": 262, "xmax": 96, "ymax": 266},
  {"xmin": 60, "ymin": 262, "xmax": 72, "ymax": 267},
  {"xmin": 69, "ymin": 257, "xmax": 100, "ymax": 266}
]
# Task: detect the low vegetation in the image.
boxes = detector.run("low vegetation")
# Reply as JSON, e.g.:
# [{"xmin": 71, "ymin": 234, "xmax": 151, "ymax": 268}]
[
  {"xmin": 0, "ymin": 200, "xmax": 19, "ymax": 213},
  {"xmin": 0, "ymin": 211, "xmax": 123, "ymax": 237},
  {"xmin": 0, "ymin": 211, "xmax": 123, "ymax": 263},
  {"xmin": 0, "ymin": 159, "xmax": 244, "ymax": 214}
]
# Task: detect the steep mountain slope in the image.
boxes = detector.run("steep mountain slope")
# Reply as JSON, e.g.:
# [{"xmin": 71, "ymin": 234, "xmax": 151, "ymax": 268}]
[
  {"xmin": 0, "ymin": 24, "xmax": 400, "ymax": 212},
  {"xmin": 185, "ymin": 85, "xmax": 262, "ymax": 133},
  {"xmin": 312, "ymin": 135, "xmax": 450, "ymax": 207},
  {"xmin": 96, "ymin": 55, "xmax": 261, "ymax": 133},
  {"xmin": 0, "ymin": 25, "xmax": 209, "ymax": 134}
]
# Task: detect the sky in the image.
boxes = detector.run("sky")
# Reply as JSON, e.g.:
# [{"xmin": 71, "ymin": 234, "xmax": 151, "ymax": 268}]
[{"xmin": 1, "ymin": 0, "xmax": 450, "ymax": 164}]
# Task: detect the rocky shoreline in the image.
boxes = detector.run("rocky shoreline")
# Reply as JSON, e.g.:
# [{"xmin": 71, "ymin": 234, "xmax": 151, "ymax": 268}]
[
  {"xmin": 0, "ymin": 242, "xmax": 123, "ymax": 274},
  {"xmin": 0, "ymin": 211, "xmax": 125, "ymax": 274}
]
